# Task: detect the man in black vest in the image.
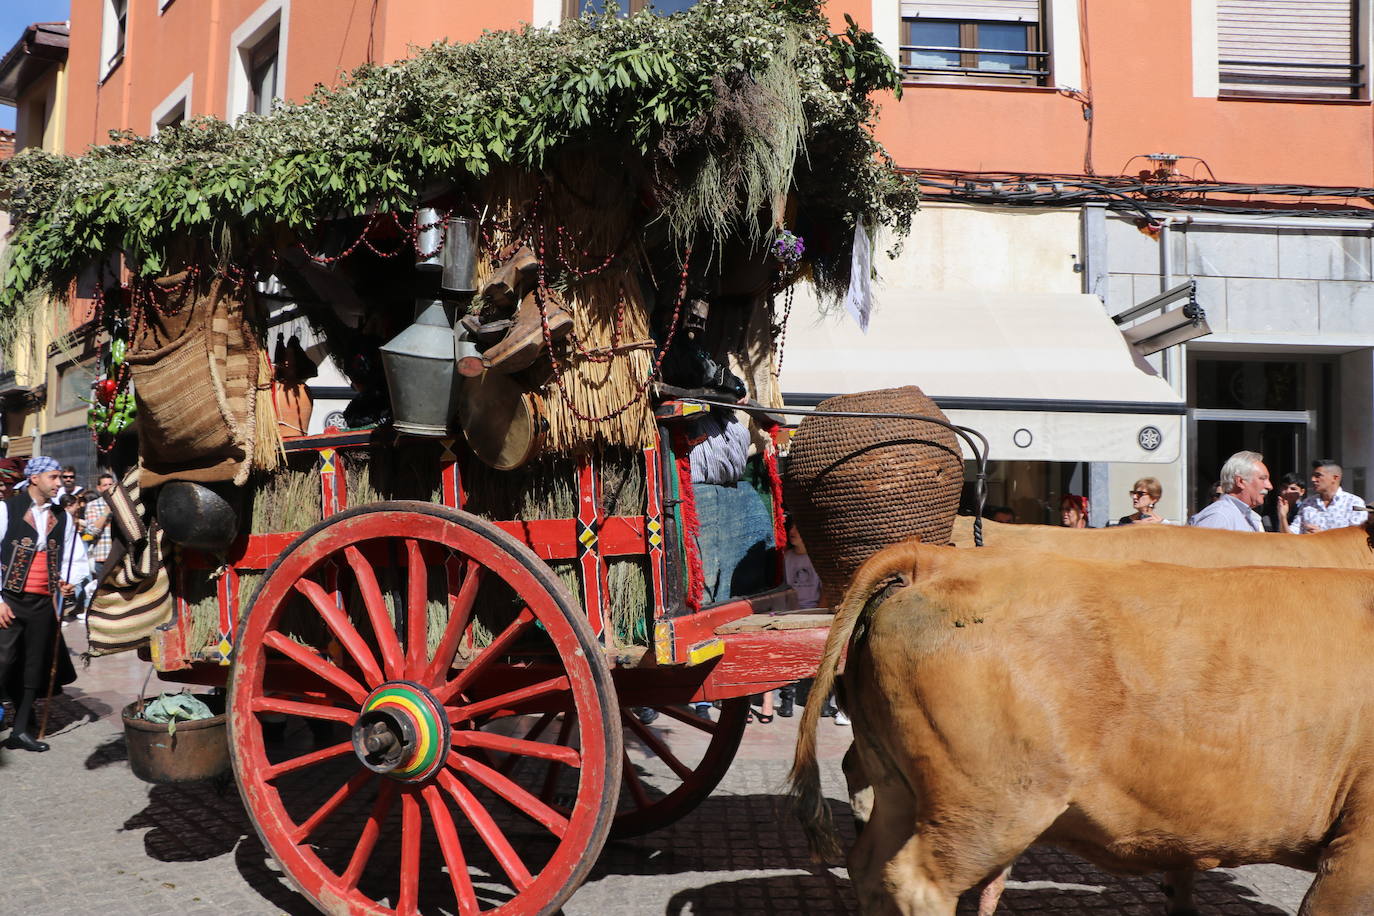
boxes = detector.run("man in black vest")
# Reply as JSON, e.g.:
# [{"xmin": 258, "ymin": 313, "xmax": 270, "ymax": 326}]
[{"xmin": 0, "ymin": 456, "xmax": 90, "ymax": 752}]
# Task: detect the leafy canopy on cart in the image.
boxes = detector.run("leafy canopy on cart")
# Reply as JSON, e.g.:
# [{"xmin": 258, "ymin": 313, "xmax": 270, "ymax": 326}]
[{"xmin": 0, "ymin": 0, "xmax": 915, "ymax": 336}]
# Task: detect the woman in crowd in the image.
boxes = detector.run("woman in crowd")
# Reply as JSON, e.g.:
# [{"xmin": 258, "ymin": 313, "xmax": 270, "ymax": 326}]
[
  {"xmin": 1118, "ymin": 477, "xmax": 1166, "ymax": 525},
  {"xmin": 1060, "ymin": 493, "xmax": 1090, "ymax": 528}
]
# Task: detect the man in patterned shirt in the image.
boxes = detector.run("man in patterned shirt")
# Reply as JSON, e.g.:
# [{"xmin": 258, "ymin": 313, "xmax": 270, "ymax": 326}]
[
  {"xmin": 82, "ymin": 472, "xmax": 115, "ymax": 570},
  {"xmin": 1288, "ymin": 459, "xmax": 1367, "ymax": 533}
]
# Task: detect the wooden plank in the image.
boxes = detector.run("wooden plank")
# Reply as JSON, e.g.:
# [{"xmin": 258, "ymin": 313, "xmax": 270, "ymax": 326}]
[{"xmin": 715, "ymin": 611, "xmax": 835, "ymax": 634}]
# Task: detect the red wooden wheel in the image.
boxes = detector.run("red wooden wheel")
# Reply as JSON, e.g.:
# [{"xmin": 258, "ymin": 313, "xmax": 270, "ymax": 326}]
[
  {"xmin": 228, "ymin": 502, "xmax": 621, "ymax": 916},
  {"xmin": 482, "ymin": 697, "xmax": 748, "ymax": 840},
  {"xmin": 611, "ymin": 697, "xmax": 749, "ymax": 838}
]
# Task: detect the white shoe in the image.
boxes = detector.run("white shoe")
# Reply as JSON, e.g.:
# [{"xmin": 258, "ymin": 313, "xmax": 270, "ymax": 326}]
[{"xmin": 834, "ymin": 710, "xmax": 851, "ymax": 726}]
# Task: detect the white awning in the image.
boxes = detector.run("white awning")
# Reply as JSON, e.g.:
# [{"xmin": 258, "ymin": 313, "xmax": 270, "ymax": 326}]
[{"xmin": 779, "ymin": 289, "xmax": 1185, "ymax": 463}]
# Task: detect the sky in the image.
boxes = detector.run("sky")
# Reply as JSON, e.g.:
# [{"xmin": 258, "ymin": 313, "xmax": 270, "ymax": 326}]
[{"xmin": 0, "ymin": 0, "xmax": 71, "ymax": 132}]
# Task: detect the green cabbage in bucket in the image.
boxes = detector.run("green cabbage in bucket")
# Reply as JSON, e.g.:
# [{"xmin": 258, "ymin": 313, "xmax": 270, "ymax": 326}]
[{"xmin": 136, "ymin": 692, "xmax": 215, "ymax": 736}]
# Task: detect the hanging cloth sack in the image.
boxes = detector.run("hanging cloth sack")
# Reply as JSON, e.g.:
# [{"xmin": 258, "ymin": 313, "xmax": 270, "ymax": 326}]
[
  {"xmin": 126, "ymin": 274, "xmax": 260, "ymax": 487},
  {"xmin": 85, "ymin": 467, "xmax": 173, "ymax": 657}
]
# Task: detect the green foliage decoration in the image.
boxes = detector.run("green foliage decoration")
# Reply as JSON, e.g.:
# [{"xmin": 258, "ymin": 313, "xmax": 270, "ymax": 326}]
[{"xmin": 0, "ymin": 0, "xmax": 915, "ymax": 334}]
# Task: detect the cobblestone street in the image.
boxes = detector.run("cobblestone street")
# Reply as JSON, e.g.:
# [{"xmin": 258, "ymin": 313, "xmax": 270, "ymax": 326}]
[{"xmin": 0, "ymin": 631, "xmax": 1315, "ymax": 915}]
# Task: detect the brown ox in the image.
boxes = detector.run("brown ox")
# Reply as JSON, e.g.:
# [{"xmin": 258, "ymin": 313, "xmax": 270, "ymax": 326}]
[
  {"xmin": 950, "ymin": 513, "xmax": 1374, "ymax": 568},
  {"xmin": 790, "ymin": 541, "xmax": 1374, "ymax": 915},
  {"xmin": 909, "ymin": 516, "xmax": 1374, "ymax": 912}
]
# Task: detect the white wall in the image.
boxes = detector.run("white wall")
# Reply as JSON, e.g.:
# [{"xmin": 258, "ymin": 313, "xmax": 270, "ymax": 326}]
[{"xmin": 880, "ymin": 202, "xmax": 1083, "ymax": 293}]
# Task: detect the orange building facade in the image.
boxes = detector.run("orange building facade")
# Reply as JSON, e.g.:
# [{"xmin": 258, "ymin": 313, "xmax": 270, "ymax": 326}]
[{"xmin": 19, "ymin": 0, "xmax": 1374, "ymax": 522}]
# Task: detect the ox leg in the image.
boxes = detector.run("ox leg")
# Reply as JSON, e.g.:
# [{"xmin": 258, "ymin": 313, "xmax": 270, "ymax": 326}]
[
  {"xmin": 848, "ymin": 783, "xmax": 957, "ymax": 915},
  {"xmin": 1161, "ymin": 868, "xmax": 1198, "ymax": 916},
  {"xmin": 976, "ymin": 866, "xmax": 1010, "ymax": 916},
  {"xmin": 844, "ymin": 742, "xmax": 874, "ymax": 835},
  {"xmin": 849, "ymin": 781, "xmax": 1034, "ymax": 916},
  {"xmin": 1299, "ymin": 819, "xmax": 1374, "ymax": 915}
]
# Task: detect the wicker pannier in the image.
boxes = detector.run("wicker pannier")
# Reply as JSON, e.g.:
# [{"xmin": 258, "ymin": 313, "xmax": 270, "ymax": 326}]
[
  {"xmin": 782, "ymin": 386, "xmax": 964, "ymax": 606},
  {"xmin": 126, "ymin": 277, "xmax": 257, "ymax": 487}
]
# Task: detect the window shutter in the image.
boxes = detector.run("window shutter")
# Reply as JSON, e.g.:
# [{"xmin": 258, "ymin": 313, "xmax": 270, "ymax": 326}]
[
  {"xmin": 1218, "ymin": 0, "xmax": 1357, "ymax": 97},
  {"xmin": 900, "ymin": 1, "xmax": 1039, "ymax": 23}
]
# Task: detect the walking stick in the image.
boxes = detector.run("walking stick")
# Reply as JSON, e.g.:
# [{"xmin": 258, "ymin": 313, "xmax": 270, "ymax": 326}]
[{"xmin": 38, "ymin": 518, "xmax": 78, "ymax": 741}]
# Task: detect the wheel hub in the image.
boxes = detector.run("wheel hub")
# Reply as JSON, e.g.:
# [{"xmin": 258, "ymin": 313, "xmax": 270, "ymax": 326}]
[{"xmin": 351, "ymin": 682, "xmax": 450, "ymax": 782}]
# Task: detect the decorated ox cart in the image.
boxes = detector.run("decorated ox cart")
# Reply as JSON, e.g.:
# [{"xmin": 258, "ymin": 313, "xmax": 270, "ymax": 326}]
[{"xmin": 0, "ymin": 3, "xmax": 976, "ymax": 913}]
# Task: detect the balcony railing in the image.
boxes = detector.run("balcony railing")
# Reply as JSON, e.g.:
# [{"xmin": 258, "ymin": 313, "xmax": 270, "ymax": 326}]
[{"xmin": 899, "ymin": 45, "xmax": 1049, "ymax": 81}]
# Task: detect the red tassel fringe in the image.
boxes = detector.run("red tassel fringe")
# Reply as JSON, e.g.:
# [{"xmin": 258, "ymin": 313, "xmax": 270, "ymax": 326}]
[{"xmin": 672, "ymin": 429, "xmax": 705, "ymax": 611}]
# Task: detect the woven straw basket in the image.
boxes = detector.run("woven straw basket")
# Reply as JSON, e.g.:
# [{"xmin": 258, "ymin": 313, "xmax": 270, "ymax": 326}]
[{"xmin": 782, "ymin": 386, "xmax": 964, "ymax": 607}]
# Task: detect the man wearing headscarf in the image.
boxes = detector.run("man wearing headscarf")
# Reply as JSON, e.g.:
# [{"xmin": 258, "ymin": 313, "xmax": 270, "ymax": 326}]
[{"xmin": 0, "ymin": 456, "xmax": 90, "ymax": 751}]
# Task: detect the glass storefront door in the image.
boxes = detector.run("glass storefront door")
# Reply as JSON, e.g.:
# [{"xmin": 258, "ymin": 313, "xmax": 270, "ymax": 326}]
[{"xmin": 1188, "ymin": 354, "xmax": 1335, "ymax": 514}]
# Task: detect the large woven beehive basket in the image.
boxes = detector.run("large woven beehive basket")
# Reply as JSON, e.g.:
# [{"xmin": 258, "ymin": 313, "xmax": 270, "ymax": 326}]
[{"xmin": 783, "ymin": 386, "xmax": 964, "ymax": 607}]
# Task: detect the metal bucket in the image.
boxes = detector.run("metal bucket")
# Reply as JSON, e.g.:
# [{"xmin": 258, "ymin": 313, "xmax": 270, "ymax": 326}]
[
  {"xmin": 440, "ymin": 218, "xmax": 479, "ymax": 294},
  {"xmin": 122, "ymin": 694, "xmax": 230, "ymax": 784},
  {"xmin": 380, "ymin": 298, "xmax": 462, "ymax": 436},
  {"xmin": 415, "ymin": 207, "xmax": 444, "ymax": 271}
]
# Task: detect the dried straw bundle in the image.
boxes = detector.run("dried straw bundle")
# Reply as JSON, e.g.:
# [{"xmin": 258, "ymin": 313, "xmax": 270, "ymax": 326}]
[
  {"xmin": 476, "ymin": 157, "xmax": 658, "ymax": 454},
  {"xmin": 541, "ymin": 270, "xmax": 657, "ymax": 452}
]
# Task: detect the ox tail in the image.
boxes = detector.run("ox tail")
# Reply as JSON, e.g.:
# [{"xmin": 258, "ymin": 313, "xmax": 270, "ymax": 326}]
[{"xmin": 786, "ymin": 538, "xmax": 923, "ymax": 861}]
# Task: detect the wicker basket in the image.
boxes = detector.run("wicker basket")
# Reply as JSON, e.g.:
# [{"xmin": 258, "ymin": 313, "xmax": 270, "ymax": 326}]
[{"xmin": 782, "ymin": 387, "xmax": 963, "ymax": 606}]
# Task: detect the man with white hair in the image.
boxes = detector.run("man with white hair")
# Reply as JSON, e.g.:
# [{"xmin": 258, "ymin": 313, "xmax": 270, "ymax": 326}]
[
  {"xmin": 1187, "ymin": 450, "xmax": 1270, "ymax": 532},
  {"xmin": 0, "ymin": 456, "xmax": 91, "ymax": 752},
  {"xmin": 1289, "ymin": 458, "xmax": 1368, "ymax": 533}
]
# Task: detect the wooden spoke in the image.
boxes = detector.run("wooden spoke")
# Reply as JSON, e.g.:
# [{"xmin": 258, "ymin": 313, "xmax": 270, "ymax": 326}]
[
  {"xmin": 422, "ymin": 784, "xmax": 480, "ymax": 916},
  {"xmin": 609, "ymin": 697, "xmax": 750, "ymax": 840},
  {"xmin": 622, "ymin": 751, "xmax": 651, "ymax": 809},
  {"xmin": 422, "ymin": 560, "xmax": 484, "ymax": 686},
  {"xmin": 252, "ymin": 695, "xmax": 357, "ymax": 725},
  {"xmin": 294, "ymin": 578, "xmax": 385, "ymax": 689},
  {"xmin": 263, "ymin": 631, "xmax": 369, "ymax": 705},
  {"xmin": 263, "ymin": 741, "xmax": 354, "ymax": 781},
  {"xmin": 438, "ymin": 770, "xmax": 535, "ymax": 892},
  {"xmin": 404, "ymin": 539, "xmax": 429, "ymax": 678},
  {"xmin": 654, "ymin": 703, "xmax": 719, "ymax": 734},
  {"xmin": 499, "ymin": 712, "xmax": 557, "ymax": 777},
  {"xmin": 290, "ymin": 768, "xmax": 374, "ymax": 845},
  {"xmin": 621, "ymin": 708, "xmax": 694, "ymax": 780},
  {"xmin": 540, "ymin": 713, "xmax": 577, "ymax": 804},
  {"xmin": 434, "ymin": 608, "xmax": 535, "ymax": 703},
  {"xmin": 447, "ymin": 750, "xmax": 570, "ymax": 837},
  {"xmin": 344, "ymin": 545, "xmax": 406, "ymax": 680},
  {"xmin": 448, "ymin": 674, "xmax": 570, "ymax": 723},
  {"xmin": 341, "ymin": 781, "xmax": 397, "ymax": 890},
  {"xmin": 451, "ymin": 728, "xmax": 582, "ymax": 768},
  {"xmin": 397, "ymin": 790, "xmax": 421, "ymax": 916}
]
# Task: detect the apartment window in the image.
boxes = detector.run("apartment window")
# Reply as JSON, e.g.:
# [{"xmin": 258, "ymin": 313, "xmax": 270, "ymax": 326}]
[
  {"xmin": 900, "ymin": 1, "xmax": 1046, "ymax": 86},
  {"xmin": 1217, "ymin": 0, "xmax": 1362, "ymax": 99},
  {"xmin": 101, "ymin": 0, "xmax": 128, "ymax": 79},
  {"xmin": 229, "ymin": 2, "xmax": 288, "ymax": 119},
  {"xmin": 156, "ymin": 100, "xmax": 185, "ymax": 131},
  {"xmin": 151, "ymin": 75, "xmax": 193, "ymax": 134},
  {"xmin": 563, "ymin": 0, "xmax": 698, "ymax": 16},
  {"xmin": 247, "ymin": 27, "xmax": 280, "ymax": 116}
]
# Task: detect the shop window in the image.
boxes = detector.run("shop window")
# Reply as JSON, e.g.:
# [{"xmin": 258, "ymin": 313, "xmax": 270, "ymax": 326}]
[
  {"xmin": 1217, "ymin": 0, "xmax": 1362, "ymax": 99},
  {"xmin": 900, "ymin": 1, "xmax": 1047, "ymax": 86}
]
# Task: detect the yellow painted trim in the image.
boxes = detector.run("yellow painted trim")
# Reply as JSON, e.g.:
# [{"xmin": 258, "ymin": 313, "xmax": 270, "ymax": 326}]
[
  {"xmin": 685, "ymin": 638, "xmax": 724, "ymax": 666},
  {"xmin": 654, "ymin": 620, "xmax": 675, "ymax": 665}
]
